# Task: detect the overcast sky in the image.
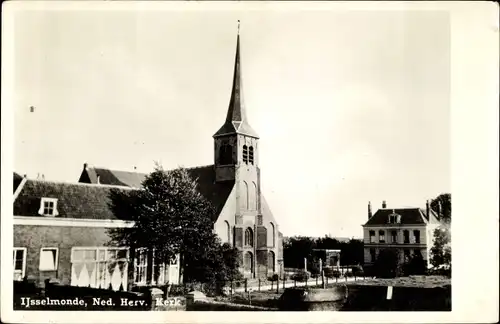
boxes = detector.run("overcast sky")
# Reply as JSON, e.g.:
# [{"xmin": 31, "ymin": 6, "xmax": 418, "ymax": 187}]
[{"xmin": 12, "ymin": 7, "xmax": 450, "ymax": 238}]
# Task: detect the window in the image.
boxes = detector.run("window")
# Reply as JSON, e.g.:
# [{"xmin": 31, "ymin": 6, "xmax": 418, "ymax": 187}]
[
  {"xmin": 71, "ymin": 247, "xmax": 128, "ymax": 290},
  {"xmin": 243, "ymin": 145, "xmax": 248, "ymax": 164},
  {"xmin": 269, "ymin": 222, "xmax": 276, "ymax": 247},
  {"xmin": 413, "ymin": 230, "xmax": 421, "ymax": 244},
  {"xmin": 249, "ymin": 146, "xmax": 254, "ymax": 165},
  {"xmin": 134, "ymin": 248, "xmax": 148, "ymax": 285},
  {"xmin": 370, "ymin": 248, "xmax": 376, "ymax": 262},
  {"xmin": 13, "ymin": 248, "xmax": 27, "ymax": 281},
  {"xmin": 369, "ymin": 230, "xmax": 376, "ymax": 243},
  {"xmin": 244, "ymin": 227, "xmax": 253, "ymax": 247},
  {"xmin": 391, "ymin": 230, "xmax": 398, "ymax": 243},
  {"xmin": 403, "ymin": 230, "xmax": 410, "ymax": 243},
  {"xmin": 39, "ymin": 198, "xmax": 58, "ymax": 216},
  {"xmin": 388, "ymin": 212, "xmax": 401, "ymax": 224},
  {"xmin": 243, "ymin": 181, "xmax": 249, "ymax": 210},
  {"xmin": 378, "ymin": 230, "xmax": 385, "ymax": 243},
  {"xmin": 39, "ymin": 248, "xmax": 58, "ymax": 271},
  {"xmin": 252, "ymin": 182, "xmax": 258, "ymax": 210},
  {"xmin": 224, "ymin": 221, "xmax": 231, "ymax": 244},
  {"xmin": 244, "ymin": 252, "xmax": 254, "ymax": 272}
]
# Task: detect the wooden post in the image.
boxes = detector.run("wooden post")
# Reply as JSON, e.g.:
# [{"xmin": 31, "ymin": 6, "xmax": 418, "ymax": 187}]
[
  {"xmin": 294, "ymin": 279, "xmax": 296, "ymax": 287},
  {"xmin": 244, "ymin": 278, "xmax": 248, "ymax": 292},
  {"xmin": 283, "ymin": 276, "xmax": 285, "ymax": 289},
  {"xmin": 230, "ymin": 280, "xmax": 233, "ymax": 300},
  {"xmin": 271, "ymin": 280, "xmax": 273, "ymax": 290},
  {"xmin": 276, "ymin": 277, "xmax": 279, "ymax": 294},
  {"xmin": 258, "ymin": 278, "xmax": 261, "ymax": 292},
  {"xmin": 322, "ymin": 270, "xmax": 326, "ymax": 289},
  {"xmin": 316, "ymin": 276, "xmax": 318, "ymax": 286}
]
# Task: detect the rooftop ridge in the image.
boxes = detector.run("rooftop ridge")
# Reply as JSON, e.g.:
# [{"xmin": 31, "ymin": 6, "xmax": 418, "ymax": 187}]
[{"xmin": 25, "ymin": 178, "xmax": 135, "ymax": 190}]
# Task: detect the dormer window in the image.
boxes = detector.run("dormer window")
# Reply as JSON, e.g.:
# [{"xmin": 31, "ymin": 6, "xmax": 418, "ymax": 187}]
[
  {"xmin": 39, "ymin": 198, "xmax": 59, "ymax": 216},
  {"xmin": 388, "ymin": 211, "xmax": 401, "ymax": 224}
]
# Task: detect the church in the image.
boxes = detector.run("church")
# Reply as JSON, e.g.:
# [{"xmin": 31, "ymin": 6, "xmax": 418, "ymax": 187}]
[{"xmin": 77, "ymin": 26, "xmax": 284, "ymax": 279}]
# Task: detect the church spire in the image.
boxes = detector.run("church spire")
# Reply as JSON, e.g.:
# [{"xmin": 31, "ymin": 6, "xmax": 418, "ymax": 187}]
[{"xmin": 214, "ymin": 20, "xmax": 259, "ymax": 139}]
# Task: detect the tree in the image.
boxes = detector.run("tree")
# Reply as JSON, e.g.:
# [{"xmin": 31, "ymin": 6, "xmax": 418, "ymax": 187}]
[
  {"xmin": 108, "ymin": 165, "xmax": 240, "ymax": 290},
  {"xmin": 373, "ymin": 249, "xmax": 402, "ymax": 278},
  {"xmin": 430, "ymin": 193, "xmax": 451, "ymax": 223},
  {"xmin": 404, "ymin": 251, "xmax": 427, "ymax": 275},
  {"xmin": 429, "ymin": 193, "xmax": 451, "ymax": 276},
  {"xmin": 430, "ymin": 225, "xmax": 451, "ymax": 270}
]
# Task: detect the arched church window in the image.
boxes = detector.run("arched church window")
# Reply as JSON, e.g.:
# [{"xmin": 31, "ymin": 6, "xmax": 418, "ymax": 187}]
[
  {"xmin": 243, "ymin": 181, "xmax": 249, "ymax": 210},
  {"xmin": 224, "ymin": 221, "xmax": 231, "ymax": 244},
  {"xmin": 252, "ymin": 182, "xmax": 258, "ymax": 210},
  {"xmin": 249, "ymin": 146, "xmax": 254, "ymax": 165},
  {"xmin": 269, "ymin": 222, "xmax": 275, "ymax": 247},
  {"xmin": 244, "ymin": 227, "xmax": 253, "ymax": 247},
  {"xmin": 243, "ymin": 145, "xmax": 248, "ymax": 164},
  {"xmin": 244, "ymin": 252, "xmax": 253, "ymax": 272}
]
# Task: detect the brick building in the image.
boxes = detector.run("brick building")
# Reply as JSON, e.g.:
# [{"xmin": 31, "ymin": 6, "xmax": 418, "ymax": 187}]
[
  {"xmin": 362, "ymin": 200, "xmax": 442, "ymax": 268},
  {"xmin": 13, "ymin": 176, "xmax": 181, "ymax": 290}
]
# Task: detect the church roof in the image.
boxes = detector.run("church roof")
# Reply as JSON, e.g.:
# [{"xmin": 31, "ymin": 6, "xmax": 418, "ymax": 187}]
[
  {"xmin": 363, "ymin": 207, "xmax": 441, "ymax": 226},
  {"xmin": 79, "ymin": 164, "xmax": 235, "ymax": 222},
  {"xmin": 214, "ymin": 25, "xmax": 259, "ymax": 139}
]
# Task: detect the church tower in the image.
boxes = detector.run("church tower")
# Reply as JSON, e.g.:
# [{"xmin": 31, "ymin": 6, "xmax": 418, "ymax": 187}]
[
  {"xmin": 213, "ymin": 21, "xmax": 259, "ymax": 184},
  {"xmin": 213, "ymin": 22, "xmax": 266, "ymax": 278}
]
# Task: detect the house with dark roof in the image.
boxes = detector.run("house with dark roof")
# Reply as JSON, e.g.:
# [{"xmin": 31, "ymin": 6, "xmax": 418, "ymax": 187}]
[
  {"xmin": 13, "ymin": 175, "xmax": 181, "ymax": 290},
  {"xmin": 362, "ymin": 200, "xmax": 443, "ymax": 268},
  {"xmin": 77, "ymin": 26, "xmax": 283, "ymax": 280}
]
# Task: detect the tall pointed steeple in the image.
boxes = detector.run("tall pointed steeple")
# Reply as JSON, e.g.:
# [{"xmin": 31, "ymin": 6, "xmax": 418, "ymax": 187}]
[{"xmin": 214, "ymin": 21, "xmax": 259, "ymax": 139}]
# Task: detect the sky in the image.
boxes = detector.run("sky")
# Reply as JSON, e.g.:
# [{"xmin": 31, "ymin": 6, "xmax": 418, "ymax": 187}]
[{"xmin": 12, "ymin": 7, "xmax": 450, "ymax": 238}]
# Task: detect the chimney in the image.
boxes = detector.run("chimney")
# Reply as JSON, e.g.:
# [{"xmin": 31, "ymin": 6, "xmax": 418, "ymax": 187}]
[
  {"xmin": 83, "ymin": 162, "xmax": 88, "ymax": 170},
  {"xmin": 97, "ymin": 175, "xmax": 100, "ymax": 184},
  {"xmin": 368, "ymin": 201, "xmax": 372, "ymax": 219},
  {"xmin": 382, "ymin": 200, "xmax": 387, "ymax": 209},
  {"xmin": 426, "ymin": 200, "xmax": 430, "ymax": 219},
  {"xmin": 41, "ymin": 174, "xmax": 45, "ymax": 181}
]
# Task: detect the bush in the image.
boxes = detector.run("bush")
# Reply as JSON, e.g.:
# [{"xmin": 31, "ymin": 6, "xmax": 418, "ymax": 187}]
[
  {"xmin": 344, "ymin": 271, "xmax": 353, "ymax": 278},
  {"xmin": 291, "ymin": 270, "xmax": 311, "ymax": 282},
  {"xmin": 404, "ymin": 253, "xmax": 427, "ymax": 276},
  {"xmin": 373, "ymin": 249, "xmax": 402, "ymax": 278},
  {"xmin": 268, "ymin": 274, "xmax": 279, "ymax": 282},
  {"xmin": 427, "ymin": 266, "xmax": 451, "ymax": 278}
]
